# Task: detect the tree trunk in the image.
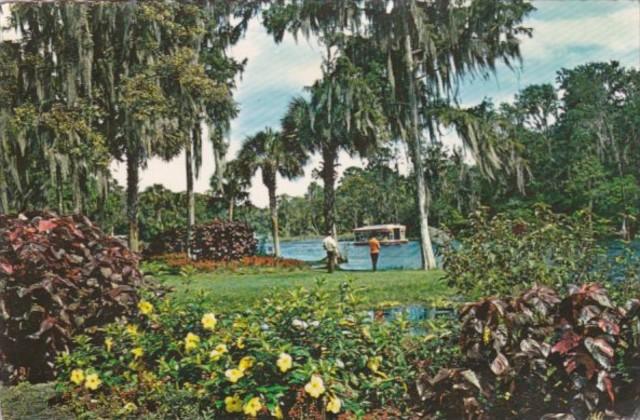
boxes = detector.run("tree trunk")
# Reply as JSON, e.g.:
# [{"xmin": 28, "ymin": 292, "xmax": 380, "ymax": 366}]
[
  {"xmin": 72, "ymin": 164, "xmax": 83, "ymax": 214},
  {"xmin": 322, "ymin": 146, "xmax": 338, "ymax": 239},
  {"xmin": 0, "ymin": 173, "xmax": 8, "ymax": 214},
  {"xmin": 404, "ymin": 28, "xmax": 436, "ymax": 270},
  {"xmin": 186, "ymin": 141, "xmax": 195, "ymax": 259},
  {"xmin": 228, "ymin": 200, "xmax": 234, "ymax": 221},
  {"xmin": 268, "ymin": 180, "xmax": 281, "ymax": 258},
  {"xmin": 126, "ymin": 150, "xmax": 140, "ymax": 252},
  {"xmin": 56, "ymin": 164, "xmax": 64, "ymax": 215}
]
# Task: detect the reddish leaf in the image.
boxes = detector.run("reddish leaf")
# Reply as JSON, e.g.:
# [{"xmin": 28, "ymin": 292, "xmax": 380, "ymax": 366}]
[
  {"xmin": 490, "ymin": 353, "xmax": 510, "ymax": 376},
  {"xmin": 551, "ymin": 331, "xmax": 581, "ymax": 355},
  {"xmin": 37, "ymin": 220, "xmax": 57, "ymax": 232},
  {"xmin": 0, "ymin": 261, "xmax": 14, "ymax": 274}
]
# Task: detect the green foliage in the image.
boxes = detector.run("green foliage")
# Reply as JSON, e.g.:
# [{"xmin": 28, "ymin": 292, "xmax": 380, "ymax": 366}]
[
  {"xmin": 55, "ymin": 280, "xmax": 431, "ymax": 418},
  {"xmin": 0, "ymin": 212, "xmax": 142, "ymax": 384},
  {"xmin": 443, "ymin": 207, "xmax": 605, "ymax": 298}
]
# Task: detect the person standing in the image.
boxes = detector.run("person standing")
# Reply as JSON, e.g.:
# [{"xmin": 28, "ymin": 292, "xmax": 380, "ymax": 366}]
[
  {"xmin": 322, "ymin": 233, "xmax": 339, "ymax": 273},
  {"xmin": 368, "ymin": 234, "xmax": 380, "ymax": 271}
]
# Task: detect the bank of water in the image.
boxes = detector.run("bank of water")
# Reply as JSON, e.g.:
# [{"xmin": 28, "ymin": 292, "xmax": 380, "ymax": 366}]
[{"xmin": 274, "ymin": 239, "xmax": 440, "ymax": 270}]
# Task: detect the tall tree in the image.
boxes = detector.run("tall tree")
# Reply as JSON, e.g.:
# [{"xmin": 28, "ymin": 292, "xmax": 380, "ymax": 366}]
[
  {"xmin": 210, "ymin": 159, "xmax": 250, "ymax": 222},
  {"xmin": 237, "ymin": 128, "xmax": 308, "ymax": 257}
]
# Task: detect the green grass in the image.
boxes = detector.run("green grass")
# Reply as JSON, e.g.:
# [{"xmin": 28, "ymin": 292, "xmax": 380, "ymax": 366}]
[
  {"xmin": 158, "ymin": 268, "xmax": 452, "ymax": 312},
  {"xmin": 0, "ymin": 382, "xmax": 72, "ymax": 420}
]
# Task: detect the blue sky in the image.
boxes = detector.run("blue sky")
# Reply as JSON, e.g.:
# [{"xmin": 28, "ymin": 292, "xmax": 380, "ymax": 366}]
[{"xmin": 110, "ymin": 0, "xmax": 640, "ymax": 207}]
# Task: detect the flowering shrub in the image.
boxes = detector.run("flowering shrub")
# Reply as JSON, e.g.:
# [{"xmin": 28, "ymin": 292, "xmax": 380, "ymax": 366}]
[
  {"xmin": 148, "ymin": 253, "xmax": 307, "ymax": 274},
  {"xmin": 56, "ymin": 280, "xmax": 429, "ymax": 418},
  {"xmin": 0, "ymin": 211, "xmax": 142, "ymax": 384}
]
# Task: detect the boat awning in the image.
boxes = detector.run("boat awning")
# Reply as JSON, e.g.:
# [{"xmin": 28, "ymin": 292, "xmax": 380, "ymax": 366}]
[{"xmin": 353, "ymin": 224, "xmax": 405, "ymax": 232}]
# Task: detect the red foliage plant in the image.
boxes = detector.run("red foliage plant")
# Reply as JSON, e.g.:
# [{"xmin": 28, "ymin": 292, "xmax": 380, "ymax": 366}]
[
  {"xmin": 416, "ymin": 284, "xmax": 640, "ymax": 419},
  {"xmin": 155, "ymin": 253, "xmax": 307, "ymax": 272},
  {"xmin": 0, "ymin": 212, "xmax": 142, "ymax": 384},
  {"xmin": 146, "ymin": 220, "xmax": 257, "ymax": 261}
]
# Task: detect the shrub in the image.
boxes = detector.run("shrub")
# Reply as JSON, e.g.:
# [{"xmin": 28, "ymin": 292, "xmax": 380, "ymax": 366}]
[
  {"xmin": 56, "ymin": 280, "xmax": 429, "ymax": 418},
  {"xmin": 0, "ymin": 211, "xmax": 142, "ymax": 384},
  {"xmin": 415, "ymin": 283, "xmax": 640, "ymax": 418},
  {"xmin": 146, "ymin": 253, "xmax": 307, "ymax": 274},
  {"xmin": 443, "ymin": 206, "xmax": 605, "ymax": 298},
  {"xmin": 146, "ymin": 220, "xmax": 257, "ymax": 261}
]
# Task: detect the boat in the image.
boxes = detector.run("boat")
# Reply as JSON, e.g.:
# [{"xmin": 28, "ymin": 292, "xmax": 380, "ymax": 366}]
[{"xmin": 353, "ymin": 224, "xmax": 408, "ymax": 246}]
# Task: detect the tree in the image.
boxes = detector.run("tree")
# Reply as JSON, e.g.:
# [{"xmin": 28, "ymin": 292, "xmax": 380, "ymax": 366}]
[
  {"xmin": 210, "ymin": 159, "xmax": 250, "ymax": 222},
  {"xmin": 237, "ymin": 128, "xmax": 308, "ymax": 257},
  {"xmin": 282, "ymin": 56, "xmax": 388, "ymax": 239}
]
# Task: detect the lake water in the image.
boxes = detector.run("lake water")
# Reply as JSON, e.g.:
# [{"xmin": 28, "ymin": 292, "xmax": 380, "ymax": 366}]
[
  {"xmin": 276, "ymin": 239, "xmax": 439, "ymax": 271},
  {"xmin": 271, "ymin": 238, "xmax": 640, "ymax": 272}
]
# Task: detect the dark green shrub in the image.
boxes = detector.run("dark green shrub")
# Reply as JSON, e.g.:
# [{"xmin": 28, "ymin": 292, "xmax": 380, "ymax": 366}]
[
  {"xmin": 0, "ymin": 211, "xmax": 142, "ymax": 384},
  {"xmin": 443, "ymin": 206, "xmax": 604, "ymax": 297}
]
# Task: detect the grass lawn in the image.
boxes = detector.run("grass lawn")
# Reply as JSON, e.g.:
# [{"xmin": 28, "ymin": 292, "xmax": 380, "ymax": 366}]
[{"xmin": 158, "ymin": 267, "xmax": 452, "ymax": 312}]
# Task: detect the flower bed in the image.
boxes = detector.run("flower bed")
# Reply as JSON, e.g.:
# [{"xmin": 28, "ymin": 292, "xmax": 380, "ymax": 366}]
[{"xmin": 146, "ymin": 253, "xmax": 308, "ymax": 274}]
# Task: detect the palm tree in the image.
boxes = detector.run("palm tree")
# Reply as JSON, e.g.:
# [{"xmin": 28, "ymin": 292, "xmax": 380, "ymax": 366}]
[
  {"xmin": 210, "ymin": 159, "xmax": 250, "ymax": 222},
  {"xmin": 282, "ymin": 56, "xmax": 388, "ymax": 239},
  {"xmin": 237, "ymin": 128, "xmax": 308, "ymax": 257},
  {"xmin": 363, "ymin": 0, "xmax": 534, "ymax": 269}
]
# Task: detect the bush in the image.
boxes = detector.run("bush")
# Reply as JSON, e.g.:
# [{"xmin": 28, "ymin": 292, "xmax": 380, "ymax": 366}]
[
  {"xmin": 415, "ymin": 283, "xmax": 640, "ymax": 418},
  {"xmin": 443, "ymin": 206, "xmax": 605, "ymax": 298},
  {"xmin": 146, "ymin": 220, "xmax": 257, "ymax": 261},
  {"xmin": 55, "ymin": 280, "xmax": 431, "ymax": 418},
  {"xmin": 0, "ymin": 211, "xmax": 142, "ymax": 384},
  {"xmin": 145, "ymin": 253, "xmax": 307, "ymax": 275}
]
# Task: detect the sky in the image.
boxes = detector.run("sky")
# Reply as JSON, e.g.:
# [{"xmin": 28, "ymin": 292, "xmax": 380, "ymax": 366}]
[{"xmin": 4, "ymin": 2, "xmax": 639, "ymax": 208}]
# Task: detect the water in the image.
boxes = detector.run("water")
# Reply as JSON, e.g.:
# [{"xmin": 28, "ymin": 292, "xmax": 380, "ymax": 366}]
[{"xmin": 277, "ymin": 239, "xmax": 441, "ymax": 270}]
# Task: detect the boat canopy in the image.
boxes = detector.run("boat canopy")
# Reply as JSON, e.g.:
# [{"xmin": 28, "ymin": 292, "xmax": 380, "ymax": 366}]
[{"xmin": 353, "ymin": 224, "xmax": 406, "ymax": 242}]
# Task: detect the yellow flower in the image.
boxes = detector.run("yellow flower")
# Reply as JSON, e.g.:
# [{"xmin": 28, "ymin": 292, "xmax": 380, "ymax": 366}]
[
  {"xmin": 70, "ymin": 369, "xmax": 85, "ymax": 385},
  {"xmin": 131, "ymin": 347, "xmax": 144, "ymax": 359},
  {"xmin": 201, "ymin": 313, "xmax": 217, "ymax": 331},
  {"xmin": 361, "ymin": 326, "xmax": 372, "ymax": 340},
  {"xmin": 304, "ymin": 374, "xmax": 325, "ymax": 398},
  {"xmin": 126, "ymin": 324, "xmax": 139, "ymax": 336},
  {"xmin": 224, "ymin": 395, "xmax": 243, "ymax": 413},
  {"xmin": 272, "ymin": 405, "xmax": 284, "ymax": 419},
  {"xmin": 184, "ymin": 332, "xmax": 200, "ymax": 352},
  {"xmin": 327, "ymin": 396, "xmax": 342, "ymax": 414},
  {"xmin": 277, "ymin": 353, "xmax": 292, "ymax": 373},
  {"xmin": 123, "ymin": 402, "xmax": 137, "ymax": 413},
  {"xmin": 104, "ymin": 337, "xmax": 114, "ymax": 352},
  {"xmin": 483, "ymin": 326, "xmax": 491, "ymax": 345},
  {"xmin": 243, "ymin": 397, "xmax": 262, "ymax": 417},
  {"xmin": 209, "ymin": 343, "xmax": 228, "ymax": 361},
  {"xmin": 84, "ymin": 373, "xmax": 102, "ymax": 391},
  {"xmin": 225, "ymin": 368, "xmax": 244, "ymax": 383},
  {"xmin": 367, "ymin": 356, "xmax": 382, "ymax": 373},
  {"xmin": 138, "ymin": 300, "xmax": 154, "ymax": 315},
  {"xmin": 239, "ymin": 356, "xmax": 254, "ymax": 372},
  {"xmin": 236, "ymin": 337, "xmax": 245, "ymax": 349}
]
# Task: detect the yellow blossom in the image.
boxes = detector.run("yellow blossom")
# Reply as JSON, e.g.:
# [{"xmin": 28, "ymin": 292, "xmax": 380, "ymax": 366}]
[
  {"xmin": 239, "ymin": 356, "xmax": 254, "ymax": 371},
  {"xmin": 70, "ymin": 369, "xmax": 85, "ymax": 385},
  {"xmin": 123, "ymin": 402, "xmax": 137, "ymax": 413},
  {"xmin": 361, "ymin": 326, "xmax": 372, "ymax": 340},
  {"xmin": 126, "ymin": 324, "xmax": 139, "ymax": 336},
  {"xmin": 276, "ymin": 353, "xmax": 292, "ymax": 373},
  {"xmin": 243, "ymin": 397, "xmax": 262, "ymax": 417},
  {"xmin": 236, "ymin": 337, "xmax": 245, "ymax": 349},
  {"xmin": 210, "ymin": 343, "xmax": 228, "ymax": 361},
  {"xmin": 131, "ymin": 347, "xmax": 144, "ymax": 359},
  {"xmin": 104, "ymin": 337, "xmax": 114, "ymax": 352},
  {"xmin": 304, "ymin": 374, "xmax": 325, "ymax": 398},
  {"xmin": 184, "ymin": 332, "xmax": 200, "ymax": 352},
  {"xmin": 483, "ymin": 326, "xmax": 491, "ymax": 345},
  {"xmin": 225, "ymin": 368, "xmax": 244, "ymax": 383},
  {"xmin": 367, "ymin": 356, "xmax": 382, "ymax": 373},
  {"xmin": 84, "ymin": 373, "xmax": 102, "ymax": 391},
  {"xmin": 224, "ymin": 395, "xmax": 243, "ymax": 413},
  {"xmin": 272, "ymin": 405, "xmax": 284, "ymax": 419},
  {"xmin": 201, "ymin": 313, "xmax": 217, "ymax": 331},
  {"xmin": 137, "ymin": 300, "xmax": 154, "ymax": 315},
  {"xmin": 327, "ymin": 396, "xmax": 342, "ymax": 414}
]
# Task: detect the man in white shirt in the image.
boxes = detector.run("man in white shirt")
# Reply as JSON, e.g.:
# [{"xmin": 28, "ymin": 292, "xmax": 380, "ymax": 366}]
[{"xmin": 322, "ymin": 233, "xmax": 339, "ymax": 273}]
